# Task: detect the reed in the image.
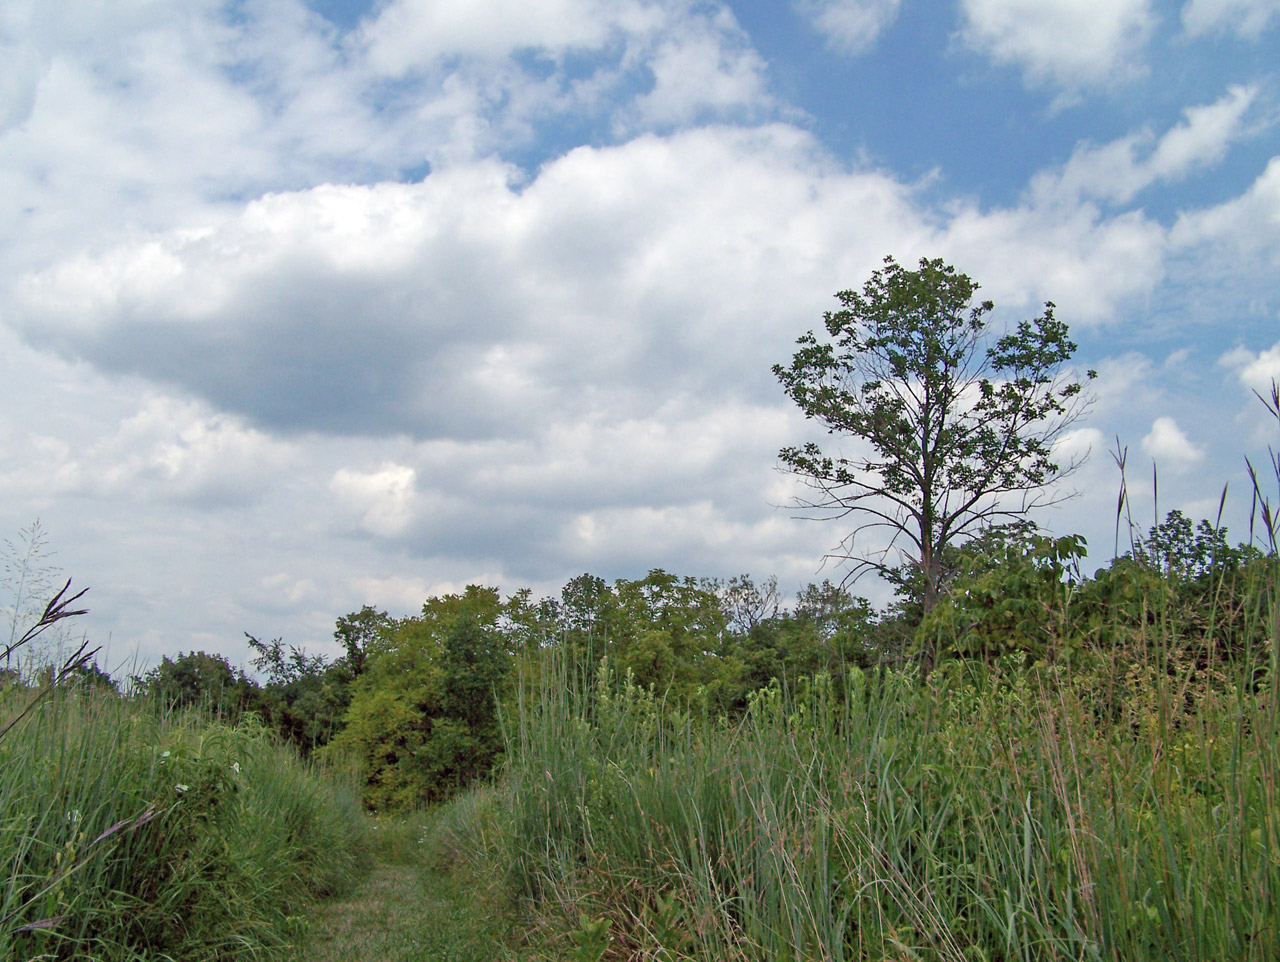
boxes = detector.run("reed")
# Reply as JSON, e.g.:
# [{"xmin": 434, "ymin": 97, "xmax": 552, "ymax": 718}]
[{"xmin": 475, "ymin": 552, "xmax": 1278, "ymax": 962}]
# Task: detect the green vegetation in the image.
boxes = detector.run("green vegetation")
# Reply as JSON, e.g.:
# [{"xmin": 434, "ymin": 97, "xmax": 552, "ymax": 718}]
[
  {"xmin": 8, "ymin": 486, "xmax": 1276, "ymax": 960},
  {"xmin": 324, "ymin": 586, "xmax": 512, "ymax": 813},
  {"xmin": 0, "ymin": 679, "xmax": 370, "ymax": 960},
  {"xmin": 391, "ymin": 381, "xmax": 1280, "ymax": 961},
  {"xmin": 773, "ymin": 256, "xmax": 1096, "ymax": 667},
  {"xmin": 297, "ymin": 811, "xmax": 511, "ymax": 962},
  {"xmin": 432, "ymin": 543, "xmax": 1279, "ymax": 960}
]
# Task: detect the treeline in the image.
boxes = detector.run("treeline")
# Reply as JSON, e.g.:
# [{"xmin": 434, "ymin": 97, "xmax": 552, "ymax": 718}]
[{"xmin": 111, "ymin": 508, "xmax": 1277, "ymax": 814}]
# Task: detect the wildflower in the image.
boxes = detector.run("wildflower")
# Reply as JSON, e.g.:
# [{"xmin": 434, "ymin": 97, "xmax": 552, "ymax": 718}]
[
  {"xmin": 65, "ymin": 809, "xmax": 82, "ymax": 824},
  {"xmin": 175, "ymin": 784, "xmax": 189, "ymax": 794},
  {"xmin": 230, "ymin": 762, "xmax": 240, "ymax": 774}
]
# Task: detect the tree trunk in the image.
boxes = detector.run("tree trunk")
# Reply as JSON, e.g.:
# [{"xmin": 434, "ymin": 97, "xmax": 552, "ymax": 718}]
[{"xmin": 918, "ymin": 549, "xmax": 942, "ymax": 680}]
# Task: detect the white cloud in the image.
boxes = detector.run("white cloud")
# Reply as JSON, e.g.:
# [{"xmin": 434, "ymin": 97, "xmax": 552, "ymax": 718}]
[
  {"xmin": 353, "ymin": 0, "xmax": 782, "ymax": 157},
  {"xmin": 1054, "ymin": 426, "xmax": 1106, "ymax": 465},
  {"xmin": 1219, "ymin": 342, "xmax": 1280, "ymax": 396},
  {"xmin": 940, "ymin": 202, "xmax": 1165, "ymax": 322},
  {"xmin": 1148, "ymin": 86, "xmax": 1260, "ymax": 181},
  {"xmin": 959, "ymin": 0, "xmax": 1155, "ymax": 95},
  {"xmin": 8, "ymin": 125, "xmax": 916, "ymax": 436},
  {"xmin": 794, "ymin": 0, "xmax": 901, "ymax": 54},
  {"xmin": 0, "ymin": 0, "xmax": 789, "ymax": 286},
  {"xmin": 631, "ymin": 10, "xmax": 773, "ymax": 126},
  {"xmin": 356, "ymin": 0, "xmax": 656, "ymax": 71},
  {"xmin": 255, "ymin": 572, "xmax": 320, "ymax": 611},
  {"xmin": 1170, "ymin": 155, "xmax": 1280, "ymax": 260},
  {"xmin": 2, "ymin": 395, "xmax": 296, "ymax": 506},
  {"xmin": 12, "ymin": 116, "xmax": 1178, "ymax": 451},
  {"xmin": 1182, "ymin": 0, "xmax": 1280, "ymax": 38},
  {"xmin": 346, "ymin": 574, "xmax": 434, "ymax": 613},
  {"xmin": 1141, "ymin": 416, "xmax": 1205, "ymax": 466},
  {"xmin": 330, "ymin": 462, "xmax": 419, "ymax": 538},
  {"xmin": 1032, "ymin": 86, "xmax": 1258, "ymax": 206}
]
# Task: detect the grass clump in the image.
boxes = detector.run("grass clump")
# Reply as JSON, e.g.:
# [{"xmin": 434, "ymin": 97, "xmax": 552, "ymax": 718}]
[{"xmin": 0, "ymin": 685, "xmax": 371, "ymax": 961}]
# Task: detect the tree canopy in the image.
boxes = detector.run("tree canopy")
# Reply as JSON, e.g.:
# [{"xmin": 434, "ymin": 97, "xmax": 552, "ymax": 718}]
[{"xmin": 774, "ymin": 255, "xmax": 1095, "ymax": 671}]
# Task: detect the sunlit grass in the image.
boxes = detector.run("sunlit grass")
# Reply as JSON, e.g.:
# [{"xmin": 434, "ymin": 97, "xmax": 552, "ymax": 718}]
[{"xmin": 434, "ymin": 554, "xmax": 1278, "ymax": 962}]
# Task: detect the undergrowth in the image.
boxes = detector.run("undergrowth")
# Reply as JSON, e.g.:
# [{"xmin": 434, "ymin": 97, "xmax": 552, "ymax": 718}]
[{"xmin": 0, "ymin": 686, "xmax": 371, "ymax": 961}]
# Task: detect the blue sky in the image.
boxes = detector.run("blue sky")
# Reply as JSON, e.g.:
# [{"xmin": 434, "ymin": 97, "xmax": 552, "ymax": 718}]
[{"xmin": 0, "ymin": 0, "xmax": 1277, "ymax": 672}]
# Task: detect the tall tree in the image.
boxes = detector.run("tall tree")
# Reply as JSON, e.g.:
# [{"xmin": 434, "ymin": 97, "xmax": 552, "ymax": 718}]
[{"xmin": 774, "ymin": 256, "xmax": 1095, "ymax": 673}]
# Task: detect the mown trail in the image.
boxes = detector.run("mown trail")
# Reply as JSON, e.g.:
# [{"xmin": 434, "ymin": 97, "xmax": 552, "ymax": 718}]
[{"xmin": 296, "ymin": 852, "xmax": 510, "ymax": 962}]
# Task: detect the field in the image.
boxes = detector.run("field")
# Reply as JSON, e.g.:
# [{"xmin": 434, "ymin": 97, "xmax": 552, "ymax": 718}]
[{"xmin": 427, "ymin": 600, "xmax": 1279, "ymax": 962}]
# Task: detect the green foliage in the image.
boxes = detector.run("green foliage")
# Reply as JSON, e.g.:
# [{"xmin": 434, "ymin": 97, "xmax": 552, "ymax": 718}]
[
  {"xmin": 601, "ymin": 569, "xmax": 726, "ymax": 694},
  {"xmin": 467, "ymin": 579, "xmax": 1280, "ymax": 962},
  {"xmin": 1139, "ymin": 509, "xmax": 1236, "ymax": 578},
  {"xmin": 134, "ymin": 650, "xmax": 259, "ymax": 719},
  {"xmin": 247, "ymin": 633, "xmax": 352, "ymax": 755},
  {"xmin": 919, "ymin": 532, "xmax": 1087, "ymax": 666},
  {"xmin": 329, "ymin": 586, "xmax": 511, "ymax": 813},
  {"xmin": 774, "ymin": 256, "xmax": 1095, "ymax": 672},
  {"xmin": 0, "ymin": 689, "xmax": 370, "ymax": 961},
  {"xmin": 333, "ymin": 604, "xmax": 394, "ymax": 678}
]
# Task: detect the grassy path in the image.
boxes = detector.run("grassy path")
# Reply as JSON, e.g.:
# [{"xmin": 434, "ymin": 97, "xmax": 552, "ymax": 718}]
[{"xmin": 296, "ymin": 853, "xmax": 511, "ymax": 962}]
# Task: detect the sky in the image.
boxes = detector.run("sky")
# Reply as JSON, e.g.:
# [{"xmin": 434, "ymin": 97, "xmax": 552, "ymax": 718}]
[{"xmin": 1, "ymin": 0, "xmax": 1278, "ymax": 675}]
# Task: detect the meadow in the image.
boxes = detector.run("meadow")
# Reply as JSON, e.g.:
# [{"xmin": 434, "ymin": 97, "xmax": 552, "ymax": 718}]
[
  {"xmin": 0, "ymin": 683, "xmax": 371, "ymax": 961},
  {"xmin": 459, "ymin": 628, "xmax": 1279, "ymax": 961},
  {"xmin": 423, "ymin": 475, "xmax": 1280, "ymax": 960}
]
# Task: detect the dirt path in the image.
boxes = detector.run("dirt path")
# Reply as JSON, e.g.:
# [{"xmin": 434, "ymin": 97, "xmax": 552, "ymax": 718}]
[{"xmin": 296, "ymin": 858, "xmax": 509, "ymax": 962}]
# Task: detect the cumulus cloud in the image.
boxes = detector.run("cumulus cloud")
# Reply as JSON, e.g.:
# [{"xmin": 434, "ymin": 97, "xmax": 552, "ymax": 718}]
[
  {"xmin": 630, "ymin": 10, "xmax": 773, "ymax": 126},
  {"xmin": 1182, "ymin": 0, "xmax": 1280, "ymax": 38},
  {"xmin": 0, "ymin": 0, "xmax": 791, "ymax": 285},
  {"xmin": 1053, "ymin": 426, "xmax": 1106, "ymax": 466},
  {"xmin": 1141, "ymin": 416, "xmax": 1205, "ymax": 466},
  {"xmin": 1219, "ymin": 341, "xmax": 1280, "ymax": 396},
  {"xmin": 356, "ymin": 0, "xmax": 635, "ymax": 68},
  {"xmin": 10, "ymin": 126, "xmax": 923, "ymax": 439},
  {"xmin": 252, "ymin": 572, "xmax": 321, "ymax": 613},
  {"xmin": 794, "ymin": 0, "xmax": 901, "ymax": 54},
  {"xmin": 958, "ymin": 0, "xmax": 1155, "ymax": 95},
  {"xmin": 346, "ymin": 574, "xmax": 434, "ymax": 613},
  {"xmin": 330, "ymin": 462, "xmax": 420, "ymax": 538},
  {"xmin": 2, "ymin": 395, "xmax": 296, "ymax": 507},
  {"xmin": 939, "ymin": 202, "xmax": 1165, "ymax": 322},
  {"xmin": 1031, "ymin": 86, "xmax": 1259, "ymax": 206},
  {"xmin": 12, "ymin": 113, "xmax": 1183, "ymax": 456},
  {"xmin": 1171, "ymin": 155, "xmax": 1280, "ymax": 261},
  {"xmin": 354, "ymin": 0, "xmax": 783, "ymax": 156}
]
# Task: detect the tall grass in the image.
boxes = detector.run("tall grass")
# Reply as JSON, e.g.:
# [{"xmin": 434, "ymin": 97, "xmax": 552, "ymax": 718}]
[
  {"xmin": 469, "ymin": 553, "xmax": 1279, "ymax": 962},
  {"xmin": 435, "ymin": 384, "xmax": 1280, "ymax": 961},
  {"xmin": 0, "ymin": 684, "xmax": 371, "ymax": 961}
]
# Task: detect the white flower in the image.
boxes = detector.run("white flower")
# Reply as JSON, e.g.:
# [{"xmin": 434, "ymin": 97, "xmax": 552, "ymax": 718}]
[
  {"xmin": 230, "ymin": 762, "xmax": 240, "ymax": 774},
  {"xmin": 65, "ymin": 809, "xmax": 82, "ymax": 823},
  {"xmin": 175, "ymin": 784, "xmax": 189, "ymax": 794}
]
